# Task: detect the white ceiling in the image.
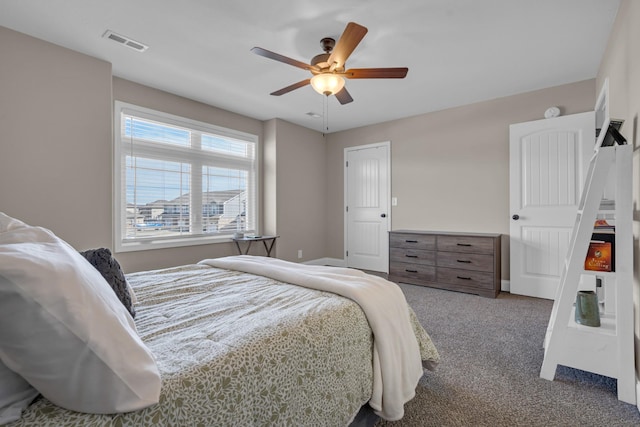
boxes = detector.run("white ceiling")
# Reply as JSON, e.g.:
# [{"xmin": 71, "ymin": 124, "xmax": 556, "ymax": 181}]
[{"xmin": 0, "ymin": 0, "xmax": 620, "ymax": 133}]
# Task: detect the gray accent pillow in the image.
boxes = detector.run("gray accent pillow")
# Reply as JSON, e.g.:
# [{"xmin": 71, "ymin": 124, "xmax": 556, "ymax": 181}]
[{"xmin": 79, "ymin": 248, "xmax": 135, "ymax": 318}]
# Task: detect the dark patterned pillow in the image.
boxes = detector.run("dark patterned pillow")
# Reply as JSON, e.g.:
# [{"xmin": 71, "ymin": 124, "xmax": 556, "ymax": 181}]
[{"xmin": 79, "ymin": 248, "xmax": 135, "ymax": 318}]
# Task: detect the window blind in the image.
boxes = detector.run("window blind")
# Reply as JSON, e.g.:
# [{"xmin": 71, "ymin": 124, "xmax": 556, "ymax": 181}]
[{"xmin": 114, "ymin": 101, "xmax": 258, "ymax": 252}]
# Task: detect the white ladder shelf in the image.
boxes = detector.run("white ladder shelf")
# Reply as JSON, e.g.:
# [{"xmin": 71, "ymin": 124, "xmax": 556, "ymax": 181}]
[{"xmin": 539, "ymin": 143, "xmax": 634, "ymax": 404}]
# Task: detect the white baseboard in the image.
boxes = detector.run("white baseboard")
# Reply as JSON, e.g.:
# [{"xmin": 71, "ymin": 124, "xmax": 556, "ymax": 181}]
[
  {"xmin": 303, "ymin": 257, "xmax": 346, "ymax": 267},
  {"xmin": 501, "ymin": 279, "xmax": 510, "ymax": 292},
  {"xmin": 636, "ymin": 379, "xmax": 640, "ymax": 411}
]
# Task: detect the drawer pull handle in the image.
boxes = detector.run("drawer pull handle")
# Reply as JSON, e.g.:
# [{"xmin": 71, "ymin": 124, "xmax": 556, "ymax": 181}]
[
  {"xmin": 457, "ymin": 276, "xmax": 472, "ymax": 280},
  {"xmin": 457, "ymin": 243, "xmax": 472, "ymax": 247},
  {"xmin": 457, "ymin": 259, "xmax": 472, "ymax": 263},
  {"xmin": 405, "ymin": 254, "xmax": 418, "ymax": 258},
  {"xmin": 405, "ymin": 269, "xmax": 418, "ymax": 273},
  {"xmin": 405, "ymin": 240, "xmax": 418, "ymax": 243}
]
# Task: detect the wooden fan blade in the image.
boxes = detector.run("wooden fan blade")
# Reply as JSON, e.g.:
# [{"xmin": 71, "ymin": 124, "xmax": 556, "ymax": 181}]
[
  {"xmin": 327, "ymin": 22, "xmax": 368, "ymax": 69},
  {"xmin": 251, "ymin": 47, "xmax": 317, "ymax": 71},
  {"xmin": 270, "ymin": 79, "xmax": 311, "ymax": 96},
  {"xmin": 343, "ymin": 68, "xmax": 409, "ymax": 79},
  {"xmin": 335, "ymin": 87, "xmax": 354, "ymax": 105}
]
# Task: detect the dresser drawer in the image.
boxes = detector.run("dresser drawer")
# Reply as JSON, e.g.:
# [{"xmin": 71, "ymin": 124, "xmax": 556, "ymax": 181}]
[
  {"xmin": 437, "ymin": 235, "xmax": 495, "ymax": 254},
  {"xmin": 436, "ymin": 251, "xmax": 494, "ymax": 272},
  {"xmin": 390, "ymin": 247, "xmax": 435, "ymax": 266},
  {"xmin": 437, "ymin": 267, "xmax": 495, "ymax": 289},
  {"xmin": 389, "ymin": 262, "xmax": 436, "ymax": 283},
  {"xmin": 390, "ymin": 233, "xmax": 436, "ymax": 250}
]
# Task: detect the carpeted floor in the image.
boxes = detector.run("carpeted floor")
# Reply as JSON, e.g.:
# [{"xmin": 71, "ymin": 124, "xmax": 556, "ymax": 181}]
[{"xmin": 376, "ymin": 284, "xmax": 640, "ymax": 426}]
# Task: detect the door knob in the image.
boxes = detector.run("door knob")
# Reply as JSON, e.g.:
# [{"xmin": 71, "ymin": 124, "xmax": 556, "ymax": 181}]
[
  {"xmin": 381, "ymin": 213, "xmax": 387, "ymax": 218},
  {"xmin": 512, "ymin": 214, "xmax": 520, "ymax": 220}
]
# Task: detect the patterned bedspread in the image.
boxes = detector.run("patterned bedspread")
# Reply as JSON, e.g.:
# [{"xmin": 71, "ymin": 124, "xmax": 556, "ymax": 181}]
[{"xmin": 8, "ymin": 264, "xmax": 439, "ymax": 427}]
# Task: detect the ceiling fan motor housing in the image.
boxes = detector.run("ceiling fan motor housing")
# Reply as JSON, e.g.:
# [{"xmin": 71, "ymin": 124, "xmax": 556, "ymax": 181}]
[
  {"xmin": 311, "ymin": 53, "xmax": 331, "ymax": 70},
  {"xmin": 311, "ymin": 38, "xmax": 336, "ymax": 71}
]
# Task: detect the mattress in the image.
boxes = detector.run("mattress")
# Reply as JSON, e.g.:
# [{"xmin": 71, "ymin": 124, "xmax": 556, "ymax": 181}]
[{"xmin": 9, "ymin": 263, "xmax": 439, "ymax": 426}]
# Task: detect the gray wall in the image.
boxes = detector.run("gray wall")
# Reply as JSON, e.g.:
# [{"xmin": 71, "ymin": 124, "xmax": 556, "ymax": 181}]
[
  {"xmin": 264, "ymin": 119, "xmax": 327, "ymax": 262},
  {"xmin": 326, "ymin": 80, "xmax": 596, "ymax": 280},
  {"xmin": 0, "ymin": 26, "xmax": 113, "ymax": 250},
  {"xmin": 0, "ymin": 24, "xmax": 617, "ymax": 285},
  {"xmin": 0, "ymin": 26, "xmax": 328, "ymax": 272}
]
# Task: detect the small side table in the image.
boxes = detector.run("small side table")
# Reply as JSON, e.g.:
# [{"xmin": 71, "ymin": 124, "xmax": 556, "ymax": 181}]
[{"xmin": 232, "ymin": 235, "xmax": 279, "ymax": 257}]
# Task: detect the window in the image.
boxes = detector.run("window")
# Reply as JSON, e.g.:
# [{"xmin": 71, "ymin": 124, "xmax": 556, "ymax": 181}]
[{"xmin": 114, "ymin": 101, "xmax": 258, "ymax": 252}]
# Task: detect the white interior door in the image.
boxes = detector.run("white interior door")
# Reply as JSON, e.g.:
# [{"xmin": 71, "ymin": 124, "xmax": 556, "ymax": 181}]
[
  {"xmin": 345, "ymin": 142, "xmax": 390, "ymax": 273},
  {"xmin": 510, "ymin": 112, "xmax": 595, "ymax": 299}
]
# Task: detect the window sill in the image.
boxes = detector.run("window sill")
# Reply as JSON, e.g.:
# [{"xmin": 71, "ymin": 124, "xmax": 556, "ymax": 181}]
[{"xmin": 115, "ymin": 234, "xmax": 234, "ymax": 253}]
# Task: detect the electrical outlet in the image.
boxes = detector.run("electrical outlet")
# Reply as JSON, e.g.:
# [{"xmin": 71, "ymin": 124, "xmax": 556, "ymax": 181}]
[{"xmin": 297, "ymin": 250, "xmax": 303, "ymax": 259}]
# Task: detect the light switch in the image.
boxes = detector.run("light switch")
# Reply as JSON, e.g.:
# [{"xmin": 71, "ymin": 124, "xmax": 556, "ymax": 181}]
[{"xmin": 392, "ymin": 197, "xmax": 398, "ymax": 206}]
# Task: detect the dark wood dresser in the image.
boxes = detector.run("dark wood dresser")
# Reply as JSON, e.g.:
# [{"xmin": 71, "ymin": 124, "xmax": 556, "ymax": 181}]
[{"xmin": 389, "ymin": 230, "xmax": 501, "ymax": 298}]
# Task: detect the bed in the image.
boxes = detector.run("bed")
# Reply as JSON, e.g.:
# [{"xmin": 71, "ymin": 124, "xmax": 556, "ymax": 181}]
[{"xmin": 0, "ymin": 214, "xmax": 439, "ymax": 427}]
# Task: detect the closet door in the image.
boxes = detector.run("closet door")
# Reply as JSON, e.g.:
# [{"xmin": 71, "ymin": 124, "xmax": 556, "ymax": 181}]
[{"xmin": 345, "ymin": 142, "xmax": 390, "ymax": 273}]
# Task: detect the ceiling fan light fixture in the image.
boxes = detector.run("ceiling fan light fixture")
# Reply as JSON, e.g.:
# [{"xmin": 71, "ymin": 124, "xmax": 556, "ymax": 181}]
[{"xmin": 310, "ymin": 73, "xmax": 345, "ymax": 96}]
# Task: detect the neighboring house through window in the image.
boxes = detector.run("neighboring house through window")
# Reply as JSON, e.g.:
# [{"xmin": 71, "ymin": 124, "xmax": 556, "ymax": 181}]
[{"xmin": 114, "ymin": 101, "xmax": 258, "ymax": 252}]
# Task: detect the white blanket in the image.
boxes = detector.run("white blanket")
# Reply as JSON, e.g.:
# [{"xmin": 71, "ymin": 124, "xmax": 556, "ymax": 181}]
[{"xmin": 199, "ymin": 255, "xmax": 423, "ymax": 421}]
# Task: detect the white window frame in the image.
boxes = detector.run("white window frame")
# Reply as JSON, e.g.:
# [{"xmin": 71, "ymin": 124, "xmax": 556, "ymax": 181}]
[{"xmin": 113, "ymin": 101, "xmax": 259, "ymax": 253}]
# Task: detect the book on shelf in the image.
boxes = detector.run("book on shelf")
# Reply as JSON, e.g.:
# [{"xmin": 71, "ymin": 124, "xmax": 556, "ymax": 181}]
[
  {"xmin": 585, "ymin": 240, "xmax": 613, "ymax": 272},
  {"xmin": 585, "ymin": 220, "xmax": 615, "ymax": 272},
  {"xmin": 594, "ymin": 218, "xmax": 615, "ymax": 231}
]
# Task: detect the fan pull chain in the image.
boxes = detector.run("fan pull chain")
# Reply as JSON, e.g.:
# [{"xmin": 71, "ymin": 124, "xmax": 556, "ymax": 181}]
[
  {"xmin": 321, "ymin": 95, "xmax": 326, "ymax": 134},
  {"xmin": 324, "ymin": 94, "xmax": 329, "ymax": 133}
]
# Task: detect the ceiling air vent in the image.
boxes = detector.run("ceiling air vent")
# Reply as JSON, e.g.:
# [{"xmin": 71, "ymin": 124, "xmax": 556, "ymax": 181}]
[{"xmin": 102, "ymin": 30, "xmax": 148, "ymax": 52}]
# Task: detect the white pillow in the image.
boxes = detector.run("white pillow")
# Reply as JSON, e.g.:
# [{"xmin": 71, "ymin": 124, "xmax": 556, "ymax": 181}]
[
  {"xmin": 0, "ymin": 361, "xmax": 39, "ymax": 424},
  {"xmin": 0, "ymin": 213, "xmax": 161, "ymax": 414}
]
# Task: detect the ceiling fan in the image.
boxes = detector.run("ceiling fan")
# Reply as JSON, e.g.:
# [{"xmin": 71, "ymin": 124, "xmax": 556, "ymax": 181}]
[{"xmin": 251, "ymin": 22, "xmax": 408, "ymax": 105}]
